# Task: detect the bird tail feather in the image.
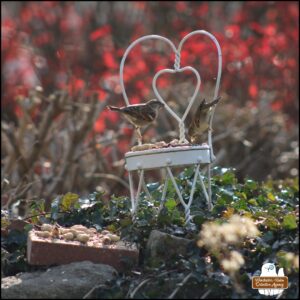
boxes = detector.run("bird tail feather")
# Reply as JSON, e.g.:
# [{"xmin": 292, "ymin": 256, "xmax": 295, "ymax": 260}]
[
  {"xmin": 107, "ymin": 105, "xmax": 121, "ymax": 111},
  {"xmin": 202, "ymin": 96, "xmax": 221, "ymax": 109}
]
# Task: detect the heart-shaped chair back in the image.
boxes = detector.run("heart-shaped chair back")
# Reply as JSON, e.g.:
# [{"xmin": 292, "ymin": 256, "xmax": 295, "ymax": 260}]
[{"xmin": 119, "ymin": 30, "xmax": 222, "ymax": 150}]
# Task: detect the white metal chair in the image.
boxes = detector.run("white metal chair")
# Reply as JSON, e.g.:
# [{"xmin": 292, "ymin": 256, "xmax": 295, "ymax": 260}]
[{"xmin": 119, "ymin": 30, "xmax": 222, "ymax": 224}]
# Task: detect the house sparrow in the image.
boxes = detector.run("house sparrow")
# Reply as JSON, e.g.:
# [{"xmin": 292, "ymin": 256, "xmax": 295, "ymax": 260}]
[
  {"xmin": 188, "ymin": 96, "xmax": 221, "ymax": 144},
  {"xmin": 108, "ymin": 99, "xmax": 164, "ymax": 145}
]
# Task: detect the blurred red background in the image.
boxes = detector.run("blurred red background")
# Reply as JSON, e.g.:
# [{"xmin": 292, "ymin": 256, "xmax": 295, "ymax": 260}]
[
  {"xmin": 1, "ymin": 2, "xmax": 299, "ymax": 204},
  {"xmin": 2, "ymin": 2, "xmax": 299, "ymax": 125}
]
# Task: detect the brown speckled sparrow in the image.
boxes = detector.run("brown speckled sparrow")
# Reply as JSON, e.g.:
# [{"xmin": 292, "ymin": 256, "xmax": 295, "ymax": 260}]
[
  {"xmin": 108, "ymin": 99, "xmax": 164, "ymax": 145},
  {"xmin": 188, "ymin": 96, "xmax": 221, "ymax": 144}
]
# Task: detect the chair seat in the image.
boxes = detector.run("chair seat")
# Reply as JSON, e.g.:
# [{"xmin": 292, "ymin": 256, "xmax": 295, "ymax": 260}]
[{"xmin": 125, "ymin": 144, "xmax": 212, "ymax": 171}]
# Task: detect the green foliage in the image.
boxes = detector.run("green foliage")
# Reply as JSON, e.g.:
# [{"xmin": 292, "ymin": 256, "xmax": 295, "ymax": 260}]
[
  {"xmin": 283, "ymin": 213, "xmax": 298, "ymax": 230},
  {"xmin": 1, "ymin": 167, "xmax": 299, "ymax": 298}
]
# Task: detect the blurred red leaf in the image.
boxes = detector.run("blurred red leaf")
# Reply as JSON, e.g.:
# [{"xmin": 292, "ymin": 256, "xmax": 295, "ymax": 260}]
[
  {"xmin": 249, "ymin": 83, "xmax": 258, "ymax": 99},
  {"xmin": 90, "ymin": 25, "xmax": 111, "ymax": 41},
  {"xmin": 103, "ymin": 51, "xmax": 118, "ymax": 69}
]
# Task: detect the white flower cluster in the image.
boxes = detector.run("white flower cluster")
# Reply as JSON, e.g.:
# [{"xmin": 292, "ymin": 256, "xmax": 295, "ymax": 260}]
[
  {"xmin": 198, "ymin": 215, "xmax": 260, "ymax": 274},
  {"xmin": 280, "ymin": 252, "xmax": 299, "ymax": 272},
  {"xmin": 222, "ymin": 250, "xmax": 245, "ymax": 273},
  {"xmin": 198, "ymin": 215, "xmax": 259, "ymax": 250}
]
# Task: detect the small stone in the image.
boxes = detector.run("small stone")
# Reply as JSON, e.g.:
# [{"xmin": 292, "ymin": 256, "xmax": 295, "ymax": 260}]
[
  {"xmin": 102, "ymin": 236, "xmax": 111, "ymax": 245},
  {"xmin": 59, "ymin": 228, "xmax": 72, "ymax": 235},
  {"xmin": 131, "ymin": 143, "xmax": 157, "ymax": 152},
  {"xmin": 41, "ymin": 224, "xmax": 53, "ymax": 232},
  {"xmin": 107, "ymin": 234, "xmax": 120, "ymax": 242},
  {"xmin": 36, "ymin": 231, "xmax": 51, "ymax": 238},
  {"xmin": 101, "ymin": 230, "xmax": 110, "ymax": 235},
  {"xmin": 71, "ymin": 225, "xmax": 88, "ymax": 232},
  {"xmin": 155, "ymin": 141, "xmax": 167, "ymax": 147},
  {"xmin": 169, "ymin": 139, "xmax": 179, "ymax": 145},
  {"xmin": 74, "ymin": 230, "xmax": 88, "ymax": 237},
  {"xmin": 145, "ymin": 230, "xmax": 194, "ymax": 265},
  {"xmin": 87, "ymin": 228, "xmax": 97, "ymax": 234},
  {"xmin": 62, "ymin": 233, "xmax": 74, "ymax": 241},
  {"xmin": 76, "ymin": 234, "xmax": 90, "ymax": 244}
]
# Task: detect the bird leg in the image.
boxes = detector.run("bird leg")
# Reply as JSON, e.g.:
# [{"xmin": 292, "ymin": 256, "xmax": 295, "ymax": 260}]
[
  {"xmin": 136, "ymin": 127, "xmax": 142, "ymax": 145},
  {"xmin": 208, "ymin": 125, "xmax": 214, "ymax": 132}
]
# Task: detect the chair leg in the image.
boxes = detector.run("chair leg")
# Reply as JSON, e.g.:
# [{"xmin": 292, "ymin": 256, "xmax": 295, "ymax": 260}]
[
  {"xmin": 141, "ymin": 176, "xmax": 152, "ymax": 200},
  {"xmin": 159, "ymin": 170, "xmax": 169, "ymax": 211},
  {"xmin": 129, "ymin": 170, "xmax": 145, "ymax": 218},
  {"xmin": 134, "ymin": 170, "xmax": 144, "ymax": 213},
  {"xmin": 198, "ymin": 168, "xmax": 210, "ymax": 210},
  {"xmin": 128, "ymin": 171, "xmax": 136, "ymax": 215},
  {"xmin": 207, "ymin": 164, "xmax": 213, "ymax": 211},
  {"xmin": 166, "ymin": 166, "xmax": 193, "ymax": 224},
  {"xmin": 128, "ymin": 163, "xmax": 213, "ymax": 224}
]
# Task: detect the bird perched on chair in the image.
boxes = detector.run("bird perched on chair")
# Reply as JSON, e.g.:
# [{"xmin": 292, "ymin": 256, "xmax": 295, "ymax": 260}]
[
  {"xmin": 108, "ymin": 99, "xmax": 164, "ymax": 145},
  {"xmin": 188, "ymin": 96, "xmax": 221, "ymax": 144}
]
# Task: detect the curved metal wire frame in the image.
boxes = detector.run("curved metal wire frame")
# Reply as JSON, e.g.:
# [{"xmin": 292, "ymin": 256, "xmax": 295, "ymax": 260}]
[{"xmin": 119, "ymin": 30, "xmax": 222, "ymax": 223}]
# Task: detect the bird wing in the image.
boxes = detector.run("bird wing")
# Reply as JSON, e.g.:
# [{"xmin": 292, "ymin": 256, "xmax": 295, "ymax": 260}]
[
  {"xmin": 188, "ymin": 98, "xmax": 206, "ymax": 132},
  {"xmin": 189, "ymin": 96, "xmax": 220, "ymax": 127},
  {"xmin": 122, "ymin": 106, "xmax": 155, "ymax": 123}
]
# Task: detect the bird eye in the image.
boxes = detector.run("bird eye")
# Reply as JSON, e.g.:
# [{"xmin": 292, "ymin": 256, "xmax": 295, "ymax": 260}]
[{"xmin": 269, "ymin": 265, "xmax": 274, "ymax": 270}]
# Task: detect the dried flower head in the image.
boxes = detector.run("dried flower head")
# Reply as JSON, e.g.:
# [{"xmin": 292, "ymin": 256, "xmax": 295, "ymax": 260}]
[
  {"xmin": 221, "ymin": 250, "xmax": 245, "ymax": 273},
  {"xmin": 197, "ymin": 215, "xmax": 260, "ymax": 252}
]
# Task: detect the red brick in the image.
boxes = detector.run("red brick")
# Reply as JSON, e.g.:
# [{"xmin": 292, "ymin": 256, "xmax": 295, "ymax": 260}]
[{"xmin": 27, "ymin": 230, "xmax": 139, "ymax": 272}]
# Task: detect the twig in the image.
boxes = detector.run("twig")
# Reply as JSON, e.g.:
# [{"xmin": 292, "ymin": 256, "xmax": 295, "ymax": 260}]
[
  {"xmin": 82, "ymin": 284, "xmax": 102, "ymax": 299},
  {"xmin": 1, "ymin": 122, "xmax": 29, "ymax": 175},
  {"xmin": 26, "ymin": 92, "xmax": 67, "ymax": 173},
  {"xmin": 14, "ymin": 179, "xmax": 40, "ymax": 199},
  {"xmin": 167, "ymin": 272, "xmax": 194, "ymax": 299},
  {"xmin": 129, "ymin": 278, "xmax": 151, "ymax": 299},
  {"xmin": 23, "ymin": 210, "xmax": 73, "ymax": 221},
  {"xmin": 46, "ymin": 94, "xmax": 107, "ymax": 200},
  {"xmin": 126, "ymin": 269, "xmax": 179, "ymax": 298},
  {"xmin": 201, "ymin": 289, "xmax": 211, "ymax": 299},
  {"xmin": 85, "ymin": 173, "xmax": 130, "ymax": 190}
]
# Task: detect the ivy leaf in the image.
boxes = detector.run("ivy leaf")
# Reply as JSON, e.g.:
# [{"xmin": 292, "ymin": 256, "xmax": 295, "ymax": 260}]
[
  {"xmin": 1, "ymin": 216, "xmax": 10, "ymax": 229},
  {"xmin": 171, "ymin": 209, "xmax": 182, "ymax": 225},
  {"xmin": 232, "ymin": 199, "xmax": 248, "ymax": 211},
  {"xmin": 282, "ymin": 213, "xmax": 297, "ymax": 230},
  {"xmin": 146, "ymin": 182, "xmax": 160, "ymax": 192},
  {"xmin": 248, "ymin": 198, "xmax": 258, "ymax": 206},
  {"xmin": 220, "ymin": 171, "xmax": 237, "ymax": 185},
  {"xmin": 24, "ymin": 224, "xmax": 33, "ymax": 233},
  {"xmin": 120, "ymin": 217, "xmax": 132, "ymax": 227},
  {"xmin": 60, "ymin": 193, "xmax": 79, "ymax": 211},
  {"xmin": 165, "ymin": 198, "xmax": 177, "ymax": 212},
  {"xmin": 267, "ymin": 192, "xmax": 276, "ymax": 201},
  {"xmin": 245, "ymin": 179, "xmax": 258, "ymax": 190},
  {"xmin": 193, "ymin": 214, "xmax": 207, "ymax": 226},
  {"xmin": 264, "ymin": 216, "xmax": 281, "ymax": 230}
]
